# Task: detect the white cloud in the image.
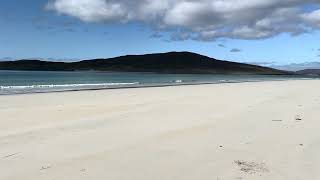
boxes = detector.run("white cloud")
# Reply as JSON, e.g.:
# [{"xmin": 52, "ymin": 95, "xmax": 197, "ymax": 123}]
[
  {"xmin": 230, "ymin": 48, "xmax": 242, "ymax": 53},
  {"xmin": 46, "ymin": 0, "xmax": 320, "ymax": 41},
  {"xmin": 46, "ymin": 0, "xmax": 128, "ymax": 22},
  {"xmin": 302, "ymin": 9, "xmax": 320, "ymax": 27}
]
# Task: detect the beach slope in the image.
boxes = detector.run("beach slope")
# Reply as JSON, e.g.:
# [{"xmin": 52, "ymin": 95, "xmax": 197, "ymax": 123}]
[{"xmin": 0, "ymin": 80, "xmax": 319, "ymax": 180}]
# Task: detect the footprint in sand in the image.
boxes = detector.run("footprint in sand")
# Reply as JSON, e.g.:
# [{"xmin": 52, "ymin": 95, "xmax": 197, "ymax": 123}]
[
  {"xmin": 40, "ymin": 165, "xmax": 51, "ymax": 171},
  {"xmin": 2, "ymin": 152, "xmax": 19, "ymax": 158},
  {"xmin": 234, "ymin": 160, "xmax": 269, "ymax": 174}
]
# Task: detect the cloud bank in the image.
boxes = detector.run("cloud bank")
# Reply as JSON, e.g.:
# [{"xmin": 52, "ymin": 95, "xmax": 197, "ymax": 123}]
[
  {"xmin": 46, "ymin": 0, "xmax": 320, "ymax": 41},
  {"xmin": 270, "ymin": 62, "xmax": 320, "ymax": 71}
]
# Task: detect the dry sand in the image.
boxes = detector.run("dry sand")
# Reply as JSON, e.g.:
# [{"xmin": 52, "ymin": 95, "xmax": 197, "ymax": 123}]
[{"xmin": 0, "ymin": 80, "xmax": 320, "ymax": 180}]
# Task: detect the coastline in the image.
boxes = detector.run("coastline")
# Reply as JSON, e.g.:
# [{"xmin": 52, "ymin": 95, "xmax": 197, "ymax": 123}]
[
  {"xmin": 0, "ymin": 77, "xmax": 314, "ymax": 96},
  {"xmin": 1, "ymin": 79, "xmax": 320, "ymax": 180}
]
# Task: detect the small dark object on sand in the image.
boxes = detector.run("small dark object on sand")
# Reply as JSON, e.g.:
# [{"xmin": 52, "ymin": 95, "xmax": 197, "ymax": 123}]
[{"xmin": 295, "ymin": 115, "xmax": 302, "ymax": 121}]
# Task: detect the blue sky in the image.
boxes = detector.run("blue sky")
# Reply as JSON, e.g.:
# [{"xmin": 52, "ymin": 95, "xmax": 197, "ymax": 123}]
[{"xmin": 1, "ymin": 0, "xmax": 320, "ymax": 65}]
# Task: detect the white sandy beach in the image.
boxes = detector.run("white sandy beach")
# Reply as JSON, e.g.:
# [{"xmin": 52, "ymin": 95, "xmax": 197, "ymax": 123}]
[{"xmin": 1, "ymin": 80, "xmax": 320, "ymax": 180}]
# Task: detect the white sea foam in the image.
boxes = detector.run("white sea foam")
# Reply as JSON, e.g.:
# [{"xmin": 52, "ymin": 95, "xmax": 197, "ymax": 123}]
[{"xmin": 0, "ymin": 82, "xmax": 139, "ymax": 90}]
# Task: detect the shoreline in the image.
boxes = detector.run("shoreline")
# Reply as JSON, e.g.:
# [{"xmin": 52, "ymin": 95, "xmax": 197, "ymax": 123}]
[{"xmin": 0, "ymin": 78, "xmax": 315, "ymax": 96}]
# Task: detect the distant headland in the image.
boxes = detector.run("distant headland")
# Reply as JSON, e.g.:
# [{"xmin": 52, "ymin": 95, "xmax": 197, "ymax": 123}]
[{"xmin": 0, "ymin": 52, "xmax": 290, "ymax": 75}]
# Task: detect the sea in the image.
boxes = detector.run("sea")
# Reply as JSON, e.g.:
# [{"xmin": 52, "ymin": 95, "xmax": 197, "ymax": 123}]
[{"xmin": 0, "ymin": 70, "xmax": 315, "ymax": 95}]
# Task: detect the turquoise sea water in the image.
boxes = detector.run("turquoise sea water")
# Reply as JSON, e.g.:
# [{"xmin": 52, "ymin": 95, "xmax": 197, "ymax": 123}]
[{"xmin": 0, "ymin": 70, "xmax": 313, "ymax": 95}]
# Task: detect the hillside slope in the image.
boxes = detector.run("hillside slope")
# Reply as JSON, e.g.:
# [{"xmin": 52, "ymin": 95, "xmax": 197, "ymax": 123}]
[{"xmin": 0, "ymin": 52, "xmax": 288, "ymax": 74}]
